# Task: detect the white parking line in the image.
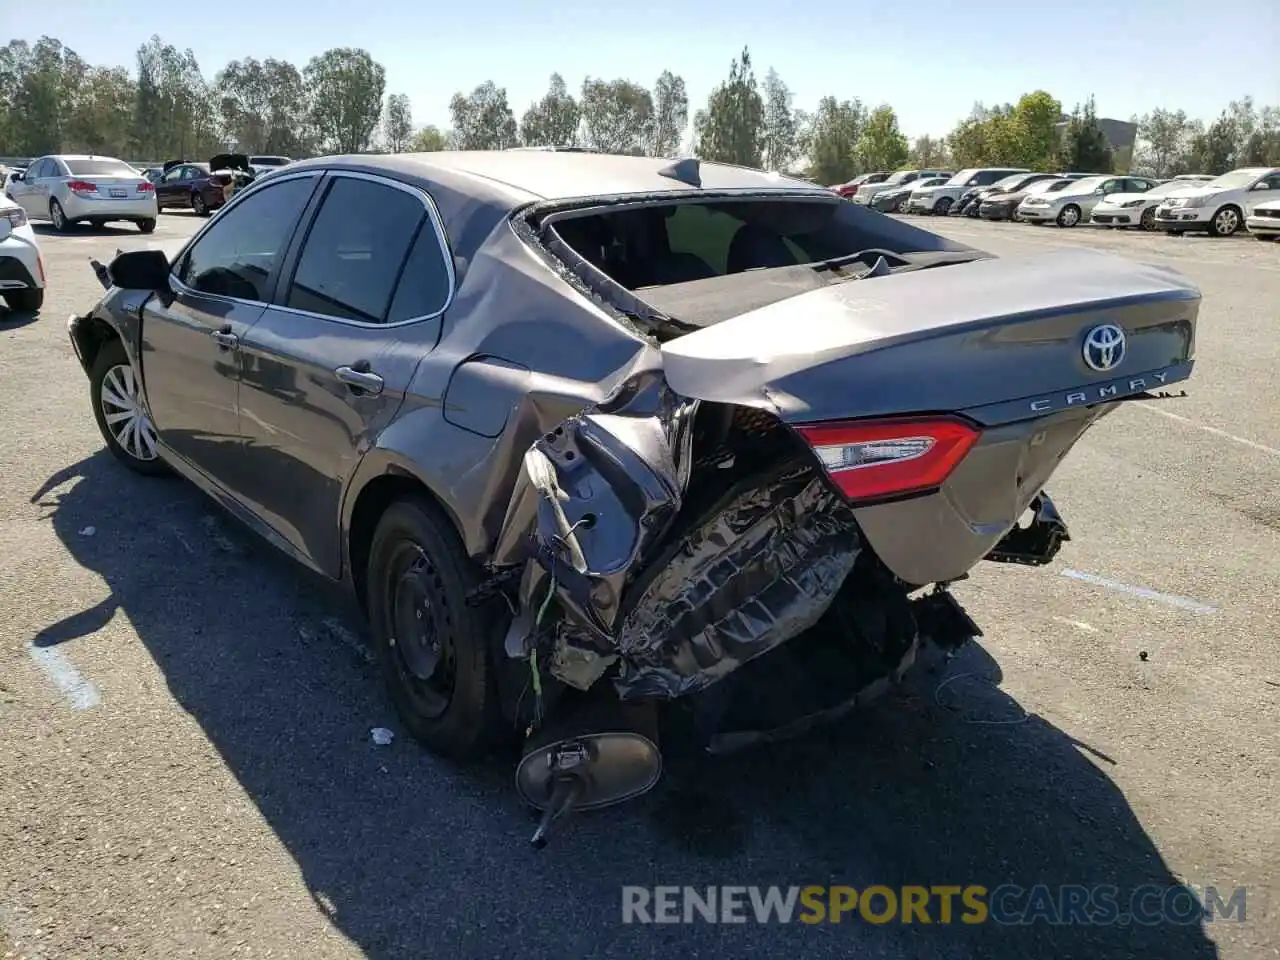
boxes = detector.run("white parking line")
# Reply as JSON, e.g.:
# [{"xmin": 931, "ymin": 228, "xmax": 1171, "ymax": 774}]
[
  {"xmin": 1060, "ymin": 569, "xmax": 1219, "ymax": 614},
  {"xmin": 1134, "ymin": 401, "xmax": 1280, "ymax": 457},
  {"xmin": 27, "ymin": 643, "xmax": 100, "ymax": 710}
]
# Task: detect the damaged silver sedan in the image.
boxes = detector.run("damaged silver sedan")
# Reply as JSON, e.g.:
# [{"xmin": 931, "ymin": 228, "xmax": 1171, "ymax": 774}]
[{"xmin": 69, "ymin": 150, "xmax": 1200, "ymax": 846}]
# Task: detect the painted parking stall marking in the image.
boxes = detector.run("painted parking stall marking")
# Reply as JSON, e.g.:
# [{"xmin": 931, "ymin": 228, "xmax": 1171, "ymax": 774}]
[
  {"xmin": 1060, "ymin": 569, "xmax": 1219, "ymax": 615},
  {"xmin": 27, "ymin": 642, "xmax": 101, "ymax": 710}
]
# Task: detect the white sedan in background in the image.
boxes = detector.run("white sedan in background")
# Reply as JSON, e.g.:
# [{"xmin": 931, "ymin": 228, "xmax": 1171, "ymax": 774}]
[
  {"xmin": 1246, "ymin": 196, "xmax": 1280, "ymax": 240},
  {"xmin": 6, "ymin": 154, "xmax": 158, "ymax": 233},
  {"xmin": 1090, "ymin": 175, "xmax": 1214, "ymax": 230},
  {"xmin": 0, "ymin": 198, "xmax": 46, "ymax": 312},
  {"xmin": 1154, "ymin": 167, "xmax": 1280, "ymax": 236}
]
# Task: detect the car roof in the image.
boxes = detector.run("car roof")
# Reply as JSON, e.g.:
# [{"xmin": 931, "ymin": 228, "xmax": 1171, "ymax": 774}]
[{"xmin": 285, "ymin": 151, "xmax": 830, "ymax": 205}]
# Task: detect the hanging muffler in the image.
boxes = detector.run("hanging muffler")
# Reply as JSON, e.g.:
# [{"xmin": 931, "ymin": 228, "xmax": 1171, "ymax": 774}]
[{"xmin": 516, "ymin": 697, "xmax": 662, "ymax": 849}]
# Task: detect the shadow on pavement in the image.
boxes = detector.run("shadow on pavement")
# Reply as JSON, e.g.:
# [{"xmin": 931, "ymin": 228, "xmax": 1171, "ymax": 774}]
[
  {"xmin": 31, "ymin": 451, "xmax": 1222, "ymax": 960},
  {"xmin": 0, "ymin": 303, "xmax": 41, "ymax": 329}
]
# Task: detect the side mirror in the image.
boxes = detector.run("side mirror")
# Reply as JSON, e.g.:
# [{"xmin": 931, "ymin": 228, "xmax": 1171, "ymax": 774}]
[
  {"xmin": 9, "ymin": 173, "xmax": 22, "ymax": 183},
  {"xmin": 1252, "ymin": 182, "xmax": 1270, "ymax": 191},
  {"xmin": 1094, "ymin": 188, "xmax": 1106, "ymax": 196},
  {"xmin": 108, "ymin": 249, "xmax": 171, "ymax": 291}
]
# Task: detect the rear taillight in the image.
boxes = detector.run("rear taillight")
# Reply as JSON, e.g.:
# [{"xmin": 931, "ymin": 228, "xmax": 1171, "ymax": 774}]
[
  {"xmin": 795, "ymin": 416, "xmax": 980, "ymax": 503},
  {"xmin": 137, "ymin": 182, "xmax": 154, "ymax": 192},
  {"xmin": 67, "ymin": 180, "xmax": 98, "ymax": 194}
]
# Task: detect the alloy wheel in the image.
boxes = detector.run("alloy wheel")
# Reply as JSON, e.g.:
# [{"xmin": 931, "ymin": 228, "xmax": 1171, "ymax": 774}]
[
  {"xmin": 1213, "ymin": 207, "xmax": 1239, "ymax": 236},
  {"xmin": 99, "ymin": 363, "xmax": 159, "ymax": 462},
  {"xmin": 1140, "ymin": 207, "xmax": 1156, "ymax": 230},
  {"xmin": 1058, "ymin": 205, "xmax": 1081, "ymax": 227},
  {"xmin": 50, "ymin": 201, "xmax": 66, "ymax": 231}
]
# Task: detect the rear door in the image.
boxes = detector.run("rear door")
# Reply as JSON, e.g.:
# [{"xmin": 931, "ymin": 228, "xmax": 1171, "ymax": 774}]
[
  {"xmin": 141, "ymin": 171, "xmax": 321, "ymax": 488},
  {"xmin": 233, "ymin": 171, "xmax": 455, "ymax": 575}
]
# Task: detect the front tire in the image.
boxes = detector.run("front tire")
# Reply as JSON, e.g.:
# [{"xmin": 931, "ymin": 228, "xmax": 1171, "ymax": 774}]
[
  {"xmin": 1057, "ymin": 204, "xmax": 1082, "ymax": 227},
  {"xmin": 366, "ymin": 496, "xmax": 502, "ymax": 760},
  {"xmin": 1208, "ymin": 205, "xmax": 1241, "ymax": 237},
  {"xmin": 3, "ymin": 288, "xmax": 43, "ymax": 312},
  {"xmin": 1140, "ymin": 207, "xmax": 1157, "ymax": 231},
  {"xmin": 934, "ymin": 197, "xmax": 953, "ymax": 216},
  {"xmin": 90, "ymin": 339, "xmax": 168, "ymax": 475}
]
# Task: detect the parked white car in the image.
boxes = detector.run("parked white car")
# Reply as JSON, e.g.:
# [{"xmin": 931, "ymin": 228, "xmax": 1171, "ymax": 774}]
[
  {"xmin": 1245, "ymin": 196, "xmax": 1280, "ymax": 240},
  {"xmin": 6, "ymin": 154, "xmax": 158, "ymax": 233},
  {"xmin": 1153, "ymin": 167, "xmax": 1280, "ymax": 236},
  {"xmin": 905, "ymin": 167, "xmax": 1028, "ymax": 215},
  {"xmin": 0, "ymin": 197, "xmax": 46, "ymax": 312},
  {"xmin": 1017, "ymin": 174, "xmax": 1161, "ymax": 227},
  {"xmin": 851, "ymin": 169, "xmax": 952, "ymax": 205},
  {"xmin": 1089, "ymin": 176, "xmax": 1214, "ymax": 230}
]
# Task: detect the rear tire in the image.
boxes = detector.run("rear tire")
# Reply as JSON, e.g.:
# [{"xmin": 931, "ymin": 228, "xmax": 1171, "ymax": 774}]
[
  {"xmin": 49, "ymin": 199, "xmax": 72, "ymax": 233},
  {"xmin": 191, "ymin": 192, "xmax": 208, "ymax": 216},
  {"xmin": 3, "ymin": 288, "xmax": 43, "ymax": 312},
  {"xmin": 366, "ymin": 496, "xmax": 503, "ymax": 760},
  {"xmin": 90, "ymin": 339, "xmax": 168, "ymax": 475},
  {"xmin": 137, "ymin": 218, "xmax": 157, "ymax": 234}
]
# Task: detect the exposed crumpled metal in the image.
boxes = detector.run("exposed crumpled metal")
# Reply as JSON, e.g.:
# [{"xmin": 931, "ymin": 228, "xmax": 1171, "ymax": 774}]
[{"xmin": 613, "ymin": 469, "xmax": 863, "ymax": 699}]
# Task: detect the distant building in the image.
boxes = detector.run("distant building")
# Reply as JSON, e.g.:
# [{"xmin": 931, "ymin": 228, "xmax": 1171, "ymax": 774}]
[{"xmin": 1055, "ymin": 116, "xmax": 1137, "ymax": 152}]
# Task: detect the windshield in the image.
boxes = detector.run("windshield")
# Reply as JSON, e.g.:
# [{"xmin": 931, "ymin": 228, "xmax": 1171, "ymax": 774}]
[
  {"xmin": 1205, "ymin": 169, "xmax": 1266, "ymax": 190},
  {"xmin": 988, "ymin": 174, "xmax": 1027, "ymax": 192},
  {"xmin": 945, "ymin": 169, "xmax": 978, "ymax": 186},
  {"xmin": 1065, "ymin": 176, "xmax": 1108, "ymax": 193},
  {"xmin": 1026, "ymin": 179, "xmax": 1070, "ymax": 196},
  {"xmin": 1145, "ymin": 180, "xmax": 1194, "ymax": 197},
  {"xmin": 64, "ymin": 158, "xmax": 136, "ymax": 177}
]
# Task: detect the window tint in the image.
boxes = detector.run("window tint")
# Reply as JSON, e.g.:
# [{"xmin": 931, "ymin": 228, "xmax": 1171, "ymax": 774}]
[
  {"xmin": 31, "ymin": 159, "xmax": 52, "ymax": 179},
  {"xmin": 387, "ymin": 223, "xmax": 453, "ymax": 322},
  {"xmin": 177, "ymin": 175, "xmax": 315, "ymax": 301},
  {"xmin": 285, "ymin": 177, "xmax": 426, "ymax": 324},
  {"xmin": 65, "ymin": 158, "xmax": 135, "ymax": 177}
]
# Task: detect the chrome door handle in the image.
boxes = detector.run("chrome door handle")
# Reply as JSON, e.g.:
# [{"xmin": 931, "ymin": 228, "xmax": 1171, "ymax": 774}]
[
  {"xmin": 211, "ymin": 330, "xmax": 238, "ymax": 349},
  {"xmin": 335, "ymin": 365, "xmax": 384, "ymax": 395}
]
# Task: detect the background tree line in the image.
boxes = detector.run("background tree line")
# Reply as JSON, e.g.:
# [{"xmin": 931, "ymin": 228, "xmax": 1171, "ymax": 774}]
[{"xmin": 2, "ymin": 37, "xmax": 1277, "ymax": 184}]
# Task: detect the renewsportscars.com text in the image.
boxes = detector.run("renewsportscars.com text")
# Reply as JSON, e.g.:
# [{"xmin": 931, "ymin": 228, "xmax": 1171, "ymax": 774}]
[{"xmin": 620, "ymin": 884, "xmax": 1247, "ymax": 926}]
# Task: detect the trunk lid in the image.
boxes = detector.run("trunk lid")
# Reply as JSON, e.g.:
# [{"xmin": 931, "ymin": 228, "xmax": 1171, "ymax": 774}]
[{"xmin": 657, "ymin": 247, "xmax": 1198, "ymax": 426}]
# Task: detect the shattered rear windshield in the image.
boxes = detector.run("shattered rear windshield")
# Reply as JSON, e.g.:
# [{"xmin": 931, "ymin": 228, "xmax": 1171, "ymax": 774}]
[{"xmin": 550, "ymin": 196, "xmax": 965, "ymax": 291}]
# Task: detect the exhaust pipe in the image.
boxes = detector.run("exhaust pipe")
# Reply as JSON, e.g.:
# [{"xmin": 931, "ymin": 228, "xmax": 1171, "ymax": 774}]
[{"xmin": 516, "ymin": 698, "xmax": 662, "ymax": 849}]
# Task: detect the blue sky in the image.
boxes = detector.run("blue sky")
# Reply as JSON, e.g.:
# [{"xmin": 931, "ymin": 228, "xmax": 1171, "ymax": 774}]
[{"xmin": 8, "ymin": 0, "xmax": 1279, "ymax": 140}]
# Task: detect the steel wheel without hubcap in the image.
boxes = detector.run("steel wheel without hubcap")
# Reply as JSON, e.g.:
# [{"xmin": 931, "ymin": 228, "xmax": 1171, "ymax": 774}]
[
  {"xmin": 100, "ymin": 363, "xmax": 159, "ymax": 463},
  {"xmin": 1210, "ymin": 206, "xmax": 1240, "ymax": 236},
  {"xmin": 386, "ymin": 546, "xmax": 457, "ymax": 720},
  {"xmin": 1057, "ymin": 204, "xmax": 1081, "ymax": 227}
]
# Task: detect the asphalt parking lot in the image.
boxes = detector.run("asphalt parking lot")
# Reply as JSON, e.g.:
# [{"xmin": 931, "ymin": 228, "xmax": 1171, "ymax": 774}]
[{"xmin": 1, "ymin": 211, "xmax": 1276, "ymax": 960}]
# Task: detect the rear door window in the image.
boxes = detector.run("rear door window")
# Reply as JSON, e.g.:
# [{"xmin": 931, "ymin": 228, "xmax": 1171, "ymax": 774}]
[{"xmin": 284, "ymin": 175, "xmax": 430, "ymax": 324}]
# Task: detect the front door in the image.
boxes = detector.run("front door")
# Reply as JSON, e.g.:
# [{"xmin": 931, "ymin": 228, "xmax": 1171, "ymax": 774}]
[
  {"xmin": 11, "ymin": 158, "xmax": 49, "ymax": 219},
  {"xmin": 140, "ymin": 172, "xmax": 321, "ymax": 486},
  {"xmin": 155, "ymin": 164, "xmax": 189, "ymax": 210},
  {"xmin": 234, "ymin": 172, "xmax": 455, "ymax": 576}
]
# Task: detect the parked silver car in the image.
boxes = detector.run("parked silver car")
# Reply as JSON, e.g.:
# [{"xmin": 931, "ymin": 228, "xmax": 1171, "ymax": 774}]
[
  {"xmin": 1017, "ymin": 175, "xmax": 1161, "ymax": 227},
  {"xmin": 6, "ymin": 154, "xmax": 158, "ymax": 233}
]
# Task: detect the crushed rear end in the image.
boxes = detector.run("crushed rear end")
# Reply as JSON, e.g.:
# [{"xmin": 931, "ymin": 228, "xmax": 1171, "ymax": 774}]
[{"xmin": 489, "ymin": 195, "xmax": 1198, "ymax": 844}]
